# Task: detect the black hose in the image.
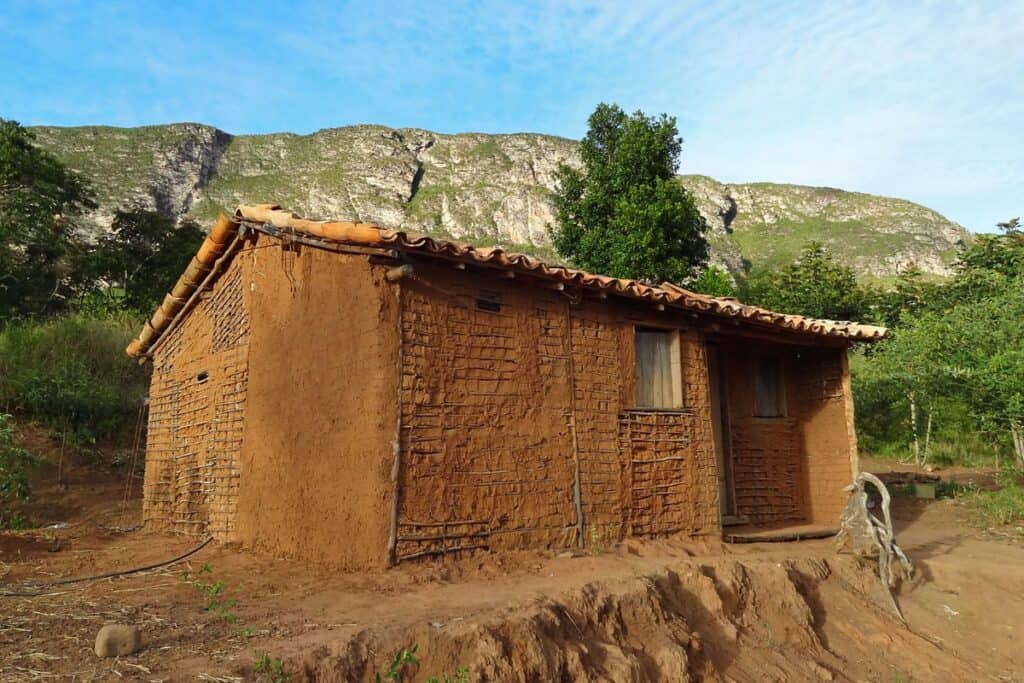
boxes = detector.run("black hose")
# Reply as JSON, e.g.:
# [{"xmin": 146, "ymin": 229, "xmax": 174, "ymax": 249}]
[{"xmin": 0, "ymin": 537, "xmax": 214, "ymax": 597}]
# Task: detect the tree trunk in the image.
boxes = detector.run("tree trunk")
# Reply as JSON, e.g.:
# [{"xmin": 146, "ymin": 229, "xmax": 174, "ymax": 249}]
[
  {"xmin": 1011, "ymin": 421, "xmax": 1024, "ymax": 470},
  {"xmin": 922, "ymin": 407, "xmax": 934, "ymax": 465},
  {"xmin": 909, "ymin": 392, "xmax": 921, "ymax": 466}
]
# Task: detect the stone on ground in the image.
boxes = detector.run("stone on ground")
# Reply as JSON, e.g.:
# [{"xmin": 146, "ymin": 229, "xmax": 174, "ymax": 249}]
[{"xmin": 94, "ymin": 623, "xmax": 142, "ymax": 657}]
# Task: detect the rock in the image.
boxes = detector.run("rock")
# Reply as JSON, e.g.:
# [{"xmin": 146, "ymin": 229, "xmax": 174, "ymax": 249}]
[
  {"xmin": 688, "ymin": 631, "xmax": 703, "ymax": 654},
  {"xmin": 94, "ymin": 624, "xmax": 142, "ymax": 657},
  {"xmin": 31, "ymin": 124, "xmax": 969, "ymax": 283}
]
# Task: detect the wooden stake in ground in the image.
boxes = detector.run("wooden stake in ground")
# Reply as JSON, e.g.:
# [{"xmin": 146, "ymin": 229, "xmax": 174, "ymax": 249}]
[
  {"xmin": 835, "ymin": 471, "xmax": 914, "ymax": 623},
  {"xmin": 55, "ymin": 425, "xmax": 67, "ymax": 489}
]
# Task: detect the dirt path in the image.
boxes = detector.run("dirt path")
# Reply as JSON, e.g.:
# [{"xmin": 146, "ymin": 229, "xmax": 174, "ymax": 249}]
[{"xmin": 2, "ymin": 465, "xmax": 1023, "ymax": 681}]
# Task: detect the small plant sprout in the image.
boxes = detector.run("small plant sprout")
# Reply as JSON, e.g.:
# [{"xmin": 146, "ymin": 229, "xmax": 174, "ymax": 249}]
[
  {"xmin": 376, "ymin": 644, "xmax": 420, "ymax": 682},
  {"xmin": 254, "ymin": 651, "xmax": 292, "ymax": 682}
]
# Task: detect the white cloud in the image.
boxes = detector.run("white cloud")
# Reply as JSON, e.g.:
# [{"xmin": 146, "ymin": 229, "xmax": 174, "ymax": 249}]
[{"xmin": 2, "ymin": 0, "xmax": 1020, "ymax": 229}]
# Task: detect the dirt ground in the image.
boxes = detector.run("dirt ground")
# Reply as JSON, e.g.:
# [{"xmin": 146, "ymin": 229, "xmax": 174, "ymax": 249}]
[{"xmin": 2, "ymin": 456, "xmax": 1023, "ymax": 682}]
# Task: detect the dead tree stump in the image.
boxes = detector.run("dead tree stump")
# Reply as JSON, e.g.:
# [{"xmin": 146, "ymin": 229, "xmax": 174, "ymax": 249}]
[{"xmin": 835, "ymin": 471, "xmax": 914, "ymax": 622}]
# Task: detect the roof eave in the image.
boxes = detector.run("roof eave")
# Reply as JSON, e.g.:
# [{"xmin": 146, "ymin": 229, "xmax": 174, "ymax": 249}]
[{"xmin": 126, "ymin": 204, "xmax": 889, "ymax": 356}]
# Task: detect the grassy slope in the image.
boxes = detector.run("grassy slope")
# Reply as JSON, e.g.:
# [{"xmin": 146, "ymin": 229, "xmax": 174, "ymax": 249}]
[{"xmin": 32, "ymin": 125, "xmax": 969, "ymax": 280}]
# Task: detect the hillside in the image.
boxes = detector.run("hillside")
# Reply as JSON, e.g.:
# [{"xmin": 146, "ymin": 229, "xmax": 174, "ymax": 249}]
[{"xmin": 32, "ymin": 123, "xmax": 969, "ymax": 280}]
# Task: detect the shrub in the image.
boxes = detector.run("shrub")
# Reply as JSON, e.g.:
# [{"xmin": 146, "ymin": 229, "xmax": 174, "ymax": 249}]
[
  {"xmin": 0, "ymin": 312, "xmax": 149, "ymax": 445},
  {"xmin": 254, "ymin": 652, "xmax": 291, "ymax": 682},
  {"xmin": 963, "ymin": 472, "xmax": 1024, "ymax": 529},
  {"xmin": 0, "ymin": 413, "xmax": 40, "ymax": 527}
]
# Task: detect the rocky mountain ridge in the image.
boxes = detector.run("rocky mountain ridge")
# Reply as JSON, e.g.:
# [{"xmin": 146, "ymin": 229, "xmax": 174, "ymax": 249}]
[{"xmin": 32, "ymin": 123, "xmax": 970, "ymax": 280}]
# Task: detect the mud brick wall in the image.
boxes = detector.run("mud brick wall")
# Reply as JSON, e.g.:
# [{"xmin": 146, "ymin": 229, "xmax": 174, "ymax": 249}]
[
  {"xmin": 396, "ymin": 265, "xmax": 721, "ymax": 559},
  {"xmin": 793, "ymin": 348, "xmax": 856, "ymax": 524},
  {"xmin": 617, "ymin": 331, "xmax": 719, "ymax": 536},
  {"xmin": 728, "ymin": 416, "xmax": 803, "ymax": 524},
  {"xmin": 721, "ymin": 341, "xmax": 856, "ymax": 526},
  {"xmin": 143, "ymin": 257, "xmax": 250, "ymax": 540},
  {"xmin": 397, "ymin": 267, "xmax": 580, "ymax": 559},
  {"xmin": 569, "ymin": 305, "xmax": 630, "ymax": 545},
  {"xmin": 618, "ymin": 406, "xmax": 718, "ymax": 536}
]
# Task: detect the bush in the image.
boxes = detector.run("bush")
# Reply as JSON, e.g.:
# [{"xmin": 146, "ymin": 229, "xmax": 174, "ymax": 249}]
[
  {"xmin": 963, "ymin": 472, "xmax": 1024, "ymax": 529},
  {"xmin": 0, "ymin": 313, "xmax": 149, "ymax": 445},
  {"xmin": 0, "ymin": 413, "xmax": 39, "ymax": 526}
]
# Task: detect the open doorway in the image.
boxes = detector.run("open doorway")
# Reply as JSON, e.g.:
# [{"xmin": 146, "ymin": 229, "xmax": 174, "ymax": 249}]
[{"xmin": 707, "ymin": 344, "xmax": 742, "ymax": 526}]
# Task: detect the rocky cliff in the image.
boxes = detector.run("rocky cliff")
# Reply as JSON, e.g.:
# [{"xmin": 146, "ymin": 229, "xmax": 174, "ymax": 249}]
[{"xmin": 32, "ymin": 123, "xmax": 969, "ymax": 280}]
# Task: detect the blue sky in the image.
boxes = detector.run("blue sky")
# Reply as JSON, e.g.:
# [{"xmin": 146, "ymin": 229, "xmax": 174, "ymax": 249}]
[{"xmin": 2, "ymin": 1, "xmax": 1022, "ymax": 233}]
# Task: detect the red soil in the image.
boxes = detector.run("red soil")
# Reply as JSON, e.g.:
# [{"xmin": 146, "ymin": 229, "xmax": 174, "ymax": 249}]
[{"xmin": 2, "ymin": 456, "xmax": 1023, "ymax": 681}]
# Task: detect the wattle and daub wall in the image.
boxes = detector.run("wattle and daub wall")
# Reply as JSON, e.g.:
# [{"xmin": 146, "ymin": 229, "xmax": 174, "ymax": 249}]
[
  {"xmin": 143, "ymin": 241, "xmax": 855, "ymax": 569},
  {"xmin": 143, "ymin": 255, "xmax": 250, "ymax": 539},
  {"xmin": 143, "ymin": 235, "xmax": 398, "ymax": 570}
]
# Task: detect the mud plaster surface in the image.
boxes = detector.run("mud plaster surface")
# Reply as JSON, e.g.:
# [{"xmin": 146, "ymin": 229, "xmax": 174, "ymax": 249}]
[
  {"xmin": 234, "ymin": 239, "xmax": 399, "ymax": 569},
  {"xmin": 143, "ymin": 255, "xmax": 250, "ymax": 540}
]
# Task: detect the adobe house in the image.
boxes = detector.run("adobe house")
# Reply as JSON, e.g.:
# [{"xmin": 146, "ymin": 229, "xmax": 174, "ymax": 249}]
[{"xmin": 126, "ymin": 204, "xmax": 886, "ymax": 570}]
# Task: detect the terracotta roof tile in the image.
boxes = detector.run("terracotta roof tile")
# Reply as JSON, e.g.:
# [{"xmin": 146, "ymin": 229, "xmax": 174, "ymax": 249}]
[{"xmin": 125, "ymin": 204, "xmax": 887, "ymax": 357}]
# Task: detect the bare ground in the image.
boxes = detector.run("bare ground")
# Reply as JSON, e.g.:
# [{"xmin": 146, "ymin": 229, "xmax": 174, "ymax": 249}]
[{"xmin": 2, "ymin": 457, "xmax": 1023, "ymax": 682}]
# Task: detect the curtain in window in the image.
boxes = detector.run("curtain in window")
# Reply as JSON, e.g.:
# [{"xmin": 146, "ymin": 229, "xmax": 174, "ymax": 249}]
[{"xmin": 636, "ymin": 330, "xmax": 676, "ymax": 408}]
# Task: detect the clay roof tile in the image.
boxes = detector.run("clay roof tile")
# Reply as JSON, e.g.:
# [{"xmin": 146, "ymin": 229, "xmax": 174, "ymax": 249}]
[{"xmin": 125, "ymin": 205, "xmax": 888, "ymax": 357}]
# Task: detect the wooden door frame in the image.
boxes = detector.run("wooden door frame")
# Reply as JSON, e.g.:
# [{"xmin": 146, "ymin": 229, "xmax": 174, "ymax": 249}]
[{"xmin": 706, "ymin": 343, "xmax": 736, "ymax": 521}]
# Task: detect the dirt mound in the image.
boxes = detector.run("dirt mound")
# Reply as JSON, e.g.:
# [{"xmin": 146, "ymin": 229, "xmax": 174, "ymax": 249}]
[{"xmin": 296, "ymin": 556, "xmax": 963, "ymax": 682}]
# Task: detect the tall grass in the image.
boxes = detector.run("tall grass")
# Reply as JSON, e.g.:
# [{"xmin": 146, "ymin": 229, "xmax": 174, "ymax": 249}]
[
  {"xmin": 963, "ymin": 472, "xmax": 1024, "ymax": 529},
  {"xmin": 0, "ymin": 312, "xmax": 150, "ymax": 446}
]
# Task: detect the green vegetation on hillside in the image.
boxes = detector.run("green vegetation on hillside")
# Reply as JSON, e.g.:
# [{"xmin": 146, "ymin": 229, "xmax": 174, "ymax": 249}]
[
  {"xmin": 0, "ymin": 119, "xmax": 97, "ymax": 319},
  {"xmin": 738, "ymin": 242, "xmax": 867, "ymax": 320},
  {"xmin": 0, "ymin": 312, "xmax": 148, "ymax": 445},
  {"xmin": 0, "ymin": 122, "xmax": 202, "ymax": 522},
  {"xmin": 0, "ymin": 412, "xmax": 40, "ymax": 529},
  {"xmin": 31, "ymin": 123, "xmax": 969, "ymax": 282}
]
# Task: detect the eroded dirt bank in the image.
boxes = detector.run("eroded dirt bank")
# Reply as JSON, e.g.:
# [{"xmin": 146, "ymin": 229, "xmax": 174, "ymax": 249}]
[
  {"xmin": 2, "ymin": 465, "xmax": 1023, "ymax": 681},
  {"xmin": 295, "ymin": 555, "xmax": 973, "ymax": 682}
]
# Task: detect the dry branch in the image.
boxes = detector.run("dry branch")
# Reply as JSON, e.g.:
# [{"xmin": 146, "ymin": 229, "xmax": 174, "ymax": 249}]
[{"xmin": 835, "ymin": 471, "xmax": 914, "ymax": 622}]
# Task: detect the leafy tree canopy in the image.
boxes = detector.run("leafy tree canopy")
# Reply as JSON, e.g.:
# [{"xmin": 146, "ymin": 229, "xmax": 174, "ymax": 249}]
[
  {"xmin": 0, "ymin": 119, "xmax": 96, "ymax": 319},
  {"xmin": 866, "ymin": 266, "xmax": 939, "ymax": 329},
  {"xmin": 740, "ymin": 242, "xmax": 867, "ymax": 321},
  {"xmin": 855, "ymin": 219, "xmax": 1024, "ymax": 465},
  {"xmin": 935, "ymin": 220, "xmax": 1024, "ymax": 309},
  {"xmin": 89, "ymin": 208, "xmax": 204, "ymax": 313},
  {"xmin": 688, "ymin": 265, "xmax": 736, "ymax": 298},
  {"xmin": 550, "ymin": 103, "xmax": 708, "ymax": 283}
]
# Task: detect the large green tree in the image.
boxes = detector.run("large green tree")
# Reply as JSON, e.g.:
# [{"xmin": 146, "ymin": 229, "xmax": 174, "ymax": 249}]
[
  {"xmin": 0, "ymin": 119, "xmax": 96, "ymax": 319},
  {"xmin": 90, "ymin": 207, "xmax": 204, "ymax": 313},
  {"xmin": 550, "ymin": 103, "xmax": 708, "ymax": 283},
  {"xmin": 867, "ymin": 266, "xmax": 938, "ymax": 329}
]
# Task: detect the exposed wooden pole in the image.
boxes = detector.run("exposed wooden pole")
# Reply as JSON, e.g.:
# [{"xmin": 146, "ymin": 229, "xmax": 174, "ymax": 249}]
[
  {"xmin": 564, "ymin": 300, "xmax": 585, "ymax": 548},
  {"xmin": 387, "ymin": 283, "xmax": 405, "ymax": 567}
]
